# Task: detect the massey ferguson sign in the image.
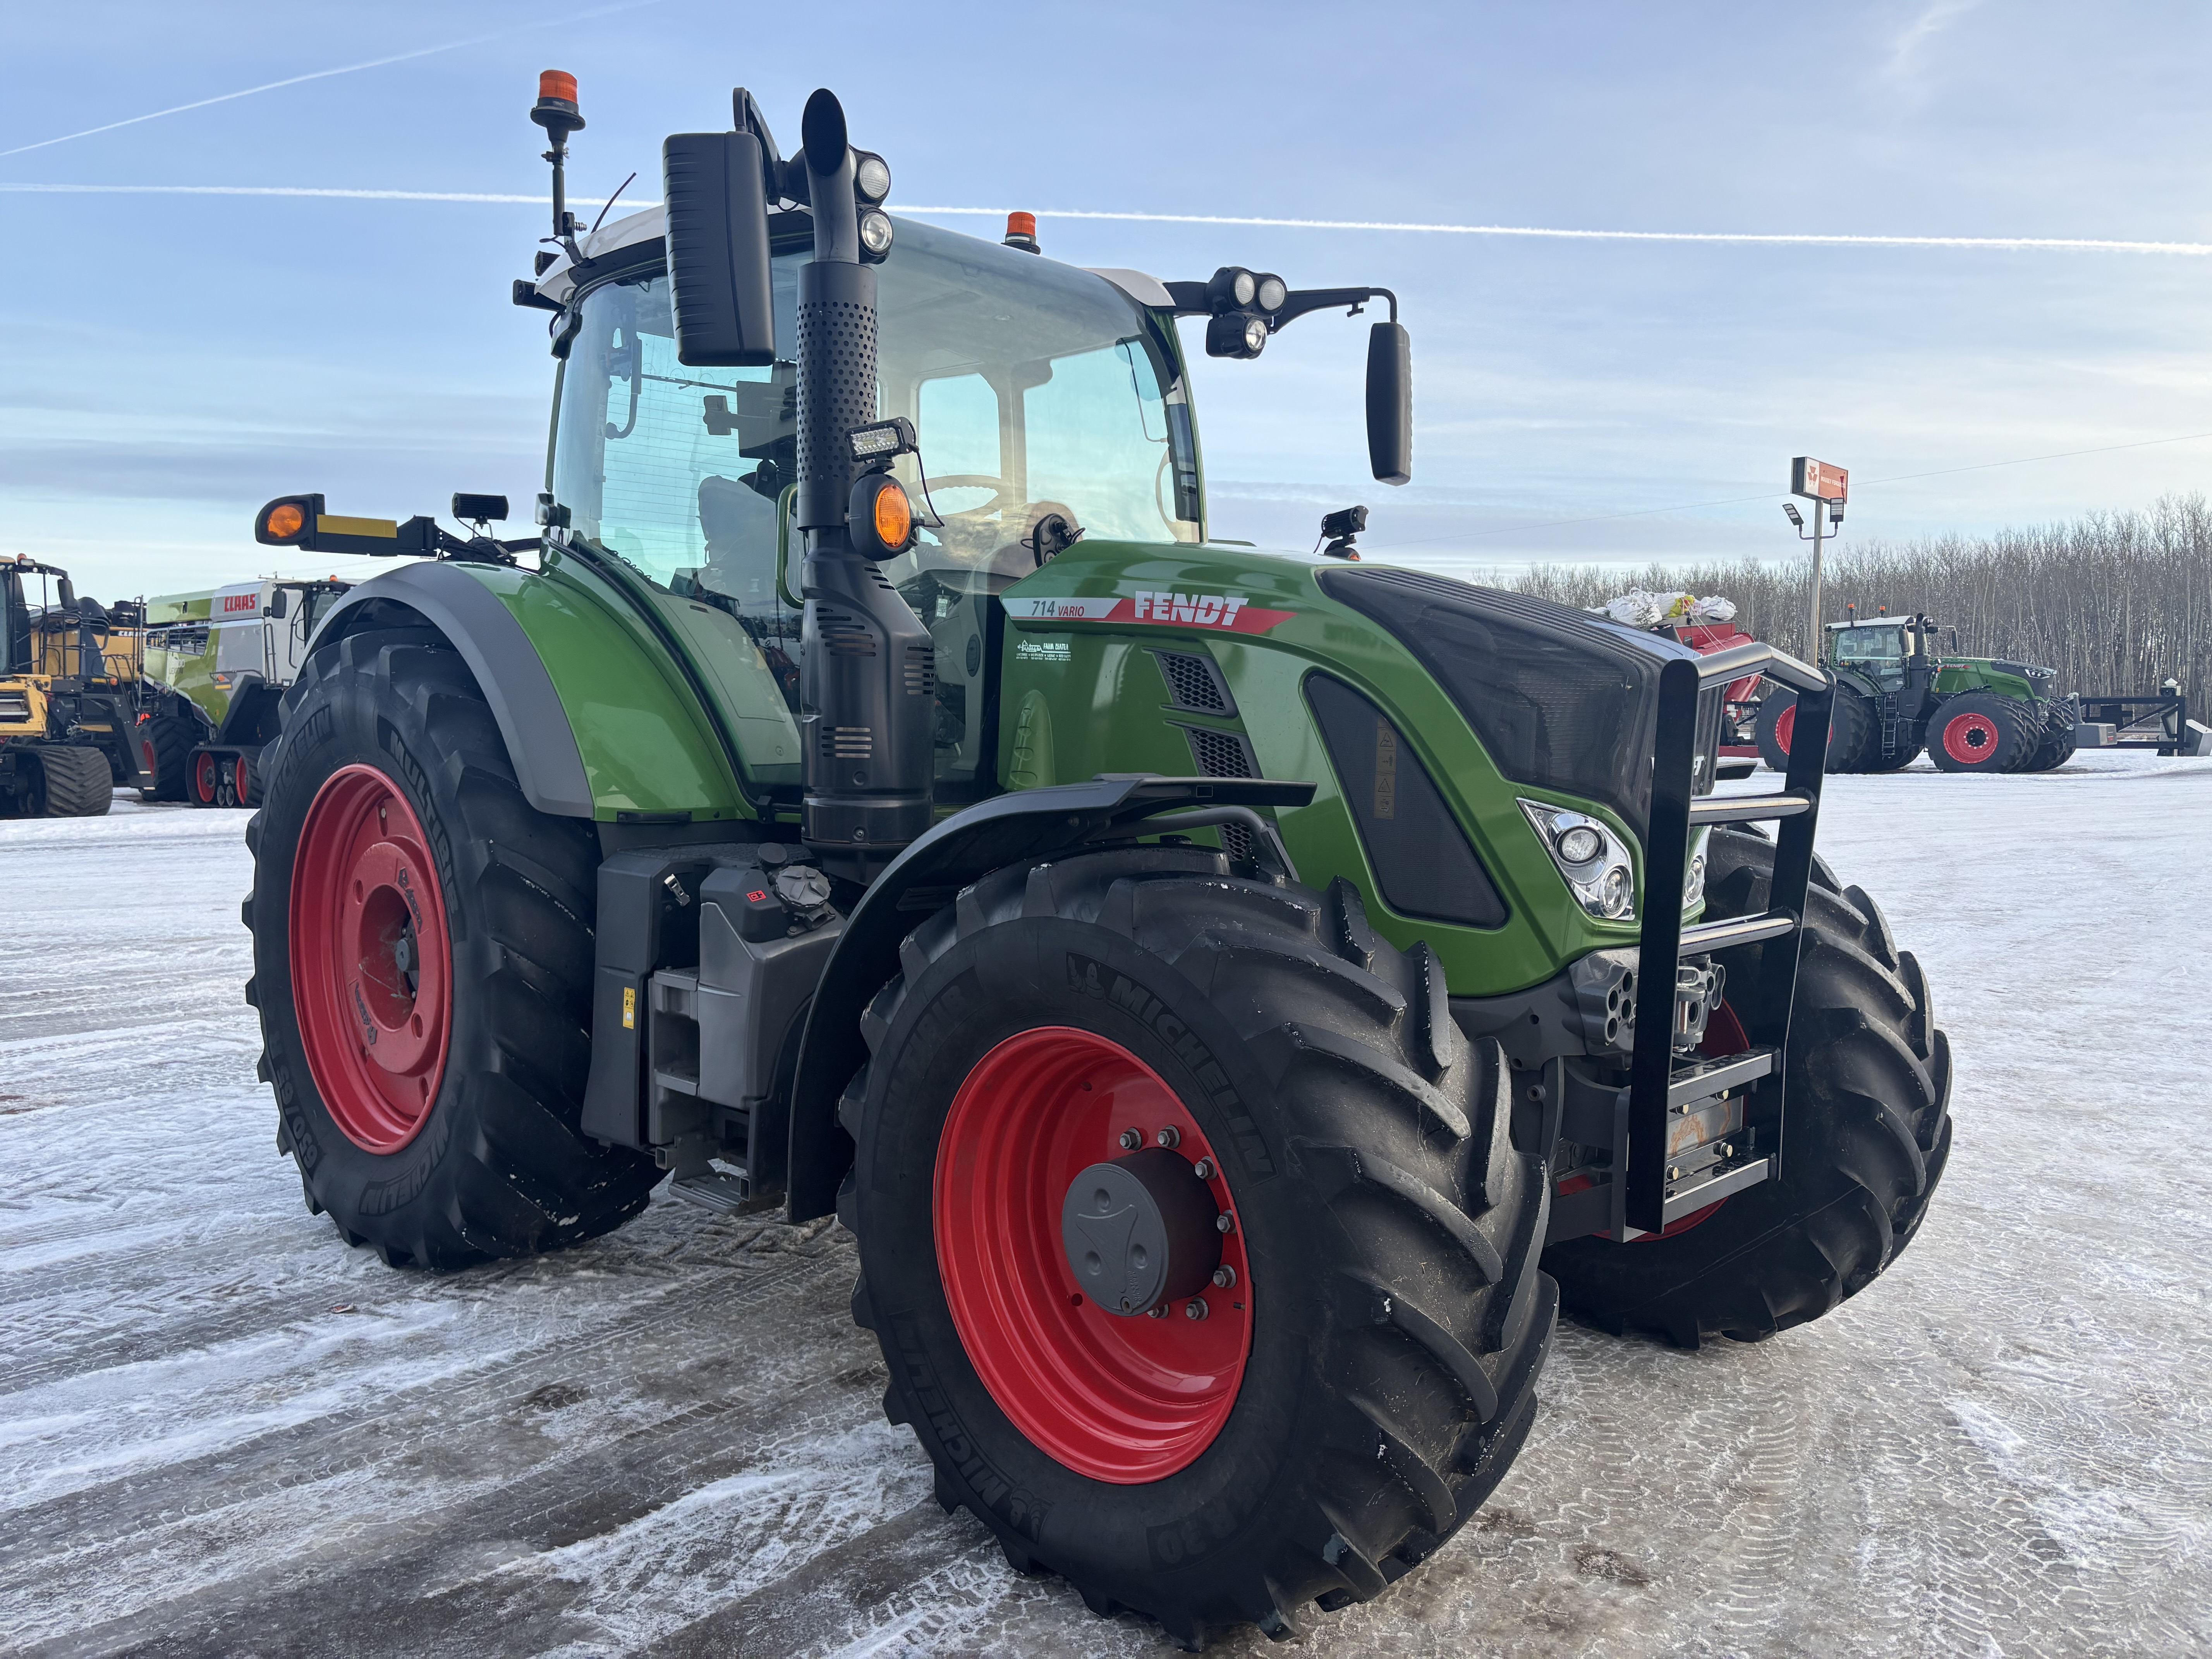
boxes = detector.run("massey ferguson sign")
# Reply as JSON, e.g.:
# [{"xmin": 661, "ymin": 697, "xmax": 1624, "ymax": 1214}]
[{"xmin": 1791, "ymin": 456, "xmax": 1848, "ymax": 503}]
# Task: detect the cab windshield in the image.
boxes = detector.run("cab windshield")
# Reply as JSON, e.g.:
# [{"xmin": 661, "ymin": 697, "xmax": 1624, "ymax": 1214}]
[
  {"xmin": 1833, "ymin": 624, "xmax": 1911, "ymax": 687},
  {"xmin": 548, "ymin": 217, "xmax": 1202, "ymax": 733}
]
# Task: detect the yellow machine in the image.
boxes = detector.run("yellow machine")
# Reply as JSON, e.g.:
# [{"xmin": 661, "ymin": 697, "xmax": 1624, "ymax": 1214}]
[{"xmin": 0, "ymin": 555, "xmax": 150, "ymax": 816}]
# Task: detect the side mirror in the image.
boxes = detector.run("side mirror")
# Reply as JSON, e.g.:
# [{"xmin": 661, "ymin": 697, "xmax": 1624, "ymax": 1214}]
[
  {"xmin": 662, "ymin": 130, "xmax": 775, "ymax": 367},
  {"xmin": 266, "ymin": 589, "xmax": 290, "ymax": 619},
  {"xmin": 1366, "ymin": 321, "xmax": 1411, "ymax": 485}
]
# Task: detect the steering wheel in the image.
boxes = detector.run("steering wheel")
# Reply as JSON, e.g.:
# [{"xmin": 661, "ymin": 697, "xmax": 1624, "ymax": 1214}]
[{"xmin": 919, "ymin": 475, "xmax": 1015, "ymax": 518}]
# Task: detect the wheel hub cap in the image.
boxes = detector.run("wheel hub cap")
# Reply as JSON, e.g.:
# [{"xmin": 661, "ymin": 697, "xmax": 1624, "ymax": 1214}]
[{"xmin": 1061, "ymin": 1149, "xmax": 1221, "ymax": 1317}]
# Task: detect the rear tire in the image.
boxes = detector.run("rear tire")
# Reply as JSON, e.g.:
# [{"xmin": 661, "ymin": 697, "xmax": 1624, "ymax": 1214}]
[
  {"xmin": 1754, "ymin": 685, "xmax": 1871, "ymax": 773},
  {"xmin": 1541, "ymin": 827, "xmax": 1952, "ymax": 1346},
  {"xmin": 247, "ymin": 626, "xmax": 659, "ymax": 1268},
  {"xmin": 842, "ymin": 852, "xmax": 1554, "ymax": 1645},
  {"xmin": 138, "ymin": 716, "xmax": 196, "ymax": 802},
  {"xmin": 35, "ymin": 747, "xmax": 112, "ymax": 817},
  {"xmin": 1929, "ymin": 693, "xmax": 2030, "ymax": 773}
]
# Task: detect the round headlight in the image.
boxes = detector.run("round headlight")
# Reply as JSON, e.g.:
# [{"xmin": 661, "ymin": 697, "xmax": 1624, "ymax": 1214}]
[
  {"xmin": 1232, "ymin": 269, "xmax": 1257, "ymax": 306},
  {"xmin": 855, "ymin": 156, "xmax": 891, "ymax": 201},
  {"xmin": 1683, "ymin": 853, "xmax": 1706, "ymax": 905},
  {"xmin": 1242, "ymin": 316, "xmax": 1268, "ymax": 354},
  {"xmin": 1255, "ymin": 274, "xmax": 1286, "ymax": 311},
  {"xmin": 1556, "ymin": 824, "xmax": 1604, "ymax": 864},
  {"xmin": 858, "ymin": 210, "xmax": 895, "ymax": 255},
  {"xmin": 1597, "ymin": 866, "xmax": 1633, "ymax": 919}
]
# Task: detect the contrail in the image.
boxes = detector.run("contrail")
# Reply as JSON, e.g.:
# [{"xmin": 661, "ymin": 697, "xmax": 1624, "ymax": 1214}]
[
  {"xmin": 2, "ymin": 183, "xmax": 2207, "ymax": 256},
  {"xmin": 0, "ymin": 1, "xmax": 671, "ymax": 160}
]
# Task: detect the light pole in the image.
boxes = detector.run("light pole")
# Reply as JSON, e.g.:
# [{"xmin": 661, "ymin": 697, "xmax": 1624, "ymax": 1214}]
[{"xmin": 1785, "ymin": 456, "xmax": 1848, "ymax": 661}]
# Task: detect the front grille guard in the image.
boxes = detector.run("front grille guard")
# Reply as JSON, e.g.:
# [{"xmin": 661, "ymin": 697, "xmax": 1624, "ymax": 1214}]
[{"xmin": 1620, "ymin": 643, "xmax": 1834, "ymax": 1236}]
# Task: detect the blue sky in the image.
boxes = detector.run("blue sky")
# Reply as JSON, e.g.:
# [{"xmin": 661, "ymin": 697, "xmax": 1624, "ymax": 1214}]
[{"xmin": 5, "ymin": 1, "xmax": 2212, "ymax": 604}]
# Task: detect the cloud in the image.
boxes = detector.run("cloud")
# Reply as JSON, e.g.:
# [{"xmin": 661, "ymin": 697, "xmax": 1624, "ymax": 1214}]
[
  {"xmin": 1885, "ymin": 0, "xmax": 1982, "ymax": 85},
  {"xmin": 3, "ymin": 185, "xmax": 2207, "ymax": 256}
]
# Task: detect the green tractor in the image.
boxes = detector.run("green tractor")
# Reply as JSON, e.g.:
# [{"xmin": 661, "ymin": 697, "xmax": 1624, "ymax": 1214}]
[
  {"xmin": 1755, "ymin": 610, "xmax": 2076, "ymax": 775},
  {"xmin": 240, "ymin": 77, "xmax": 1951, "ymax": 1645}
]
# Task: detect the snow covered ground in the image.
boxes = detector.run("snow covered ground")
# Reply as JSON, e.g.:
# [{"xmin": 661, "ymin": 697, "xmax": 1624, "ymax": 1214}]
[{"xmin": 3, "ymin": 748, "xmax": 2207, "ymax": 1657}]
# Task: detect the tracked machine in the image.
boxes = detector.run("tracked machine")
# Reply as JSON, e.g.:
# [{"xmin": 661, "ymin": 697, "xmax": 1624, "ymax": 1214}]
[{"xmin": 241, "ymin": 76, "xmax": 1953, "ymax": 1645}]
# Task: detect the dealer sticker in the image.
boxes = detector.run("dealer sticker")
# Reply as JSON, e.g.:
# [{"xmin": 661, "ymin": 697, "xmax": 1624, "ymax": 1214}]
[{"xmin": 1016, "ymin": 638, "xmax": 1072, "ymax": 663}]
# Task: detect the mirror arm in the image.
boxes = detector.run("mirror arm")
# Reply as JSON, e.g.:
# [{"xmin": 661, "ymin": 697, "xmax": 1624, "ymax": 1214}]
[{"xmin": 1157, "ymin": 282, "xmax": 1398, "ymax": 330}]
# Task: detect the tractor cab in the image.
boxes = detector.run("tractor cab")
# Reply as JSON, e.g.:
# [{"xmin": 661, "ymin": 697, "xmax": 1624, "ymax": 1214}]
[{"xmin": 1825, "ymin": 613, "xmax": 1938, "ymax": 692}]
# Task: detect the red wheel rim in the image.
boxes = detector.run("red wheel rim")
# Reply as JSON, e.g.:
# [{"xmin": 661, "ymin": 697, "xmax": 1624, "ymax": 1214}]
[
  {"xmin": 1774, "ymin": 702, "xmax": 1796, "ymax": 755},
  {"xmin": 140, "ymin": 738, "xmax": 158, "ymax": 781},
  {"xmin": 234, "ymin": 757, "xmax": 251, "ymax": 802},
  {"xmin": 1942, "ymin": 711, "xmax": 1999, "ymax": 764},
  {"xmin": 192, "ymin": 750, "xmax": 216, "ymax": 804},
  {"xmin": 934, "ymin": 1027, "xmax": 1251, "ymax": 1484},
  {"xmin": 289, "ymin": 763, "xmax": 453, "ymax": 1154}
]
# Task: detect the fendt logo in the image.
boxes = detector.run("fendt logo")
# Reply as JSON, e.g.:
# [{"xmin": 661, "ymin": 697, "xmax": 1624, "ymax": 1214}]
[
  {"xmin": 1132, "ymin": 591, "xmax": 1245, "ymax": 627},
  {"xmin": 1010, "ymin": 591, "xmax": 1294, "ymax": 635}
]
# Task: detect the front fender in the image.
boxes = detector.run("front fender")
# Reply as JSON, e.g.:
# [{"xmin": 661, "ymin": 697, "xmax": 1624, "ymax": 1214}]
[{"xmin": 784, "ymin": 774, "xmax": 1312, "ymax": 1221}]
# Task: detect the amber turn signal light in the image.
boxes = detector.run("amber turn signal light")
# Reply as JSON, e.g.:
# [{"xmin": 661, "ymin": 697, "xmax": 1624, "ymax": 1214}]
[
  {"xmin": 848, "ymin": 472, "xmax": 917, "ymax": 559},
  {"xmin": 253, "ymin": 493, "xmax": 323, "ymax": 545}
]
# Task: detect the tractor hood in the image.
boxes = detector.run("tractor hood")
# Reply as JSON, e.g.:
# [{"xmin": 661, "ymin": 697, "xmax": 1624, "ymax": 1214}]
[{"xmin": 1318, "ymin": 566, "xmax": 1720, "ymax": 843}]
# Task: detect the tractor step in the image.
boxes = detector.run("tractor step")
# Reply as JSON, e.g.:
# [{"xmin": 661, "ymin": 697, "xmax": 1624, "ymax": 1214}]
[{"xmin": 667, "ymin": 1166, "xmax": 756, "ymax": 1213}]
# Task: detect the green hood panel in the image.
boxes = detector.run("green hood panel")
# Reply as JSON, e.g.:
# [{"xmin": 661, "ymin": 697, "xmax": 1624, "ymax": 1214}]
[{"xmin": 994, "ymin": 539, "xmax": 1661, "ymax": 996}]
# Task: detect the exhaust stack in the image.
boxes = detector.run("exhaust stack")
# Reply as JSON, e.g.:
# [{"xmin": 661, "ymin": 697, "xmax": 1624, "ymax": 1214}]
[{"xmin": 792, "ymin": 90, "xmax": 934, "ymax": 879}]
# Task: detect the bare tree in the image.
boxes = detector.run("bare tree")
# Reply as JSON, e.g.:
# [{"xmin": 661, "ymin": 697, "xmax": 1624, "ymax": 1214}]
[{"xmin": 1483, "ymin": 494, "xmax": 2209, "ymax": 709}]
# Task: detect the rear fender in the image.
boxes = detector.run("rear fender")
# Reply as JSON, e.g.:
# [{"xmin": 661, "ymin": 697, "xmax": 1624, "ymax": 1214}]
[
  {"xmin": 783, "ymin": 774, "xmax": 1313, "ymax": 1221},
  {"xmin": 308, "ymin": 560, "xmax": 749, "ymax": 824}
]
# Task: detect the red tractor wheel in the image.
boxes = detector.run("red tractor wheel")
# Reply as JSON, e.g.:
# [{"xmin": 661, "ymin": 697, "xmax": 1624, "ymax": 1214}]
[
  {"xmin": 246, "ymin": 625, "xmax": 659, "ymax": 1268},
  {"xmin": 190, "ymin": 749, "xmax": 219, "ymax": 806},
  {"xmin": 1542, "ymin": 828, "xmax": 1951, "ymax": 1346},
  {"xmin": 935, "ymin": 1027, "xmax": 1250, "ymax": 1482},
  {"xmin": 1753, "ymin": 685, "xmax": 1874, "ymax": 773},
  {"xmin": 289, "ymin": 763, "xmax": 452, "ymax": 1153},
  {"xmin": 1929, "ymin": 693, "xmax": 2031, "ymax": 773},
  {"xmin": 842, "ymin": 850, "xmax": 1554, "ymax": 1644}
]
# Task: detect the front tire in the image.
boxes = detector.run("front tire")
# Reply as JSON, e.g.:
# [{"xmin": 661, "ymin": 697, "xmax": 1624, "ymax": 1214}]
[
  {"xmin": 138, "ymin": 715, "xmax": 196, "ymax": 802},
  {"xmin": 1929, "ymin": 693, "xmax": 2031, "ymax": 772},
  {"xmin": 33, "ymin": 746, "xmax": 112, "ymax": 816},
  {"xmin": 247, "ymin": 627, "xmax": 659, "ymax": 1268},
  {"xmin": 1542, "ymin": 827, "xmax": 1952, "ymax": 1346},
  {"xmin": 842, "ymin": 851, "xmax": 1554, "ymax": 1645}
]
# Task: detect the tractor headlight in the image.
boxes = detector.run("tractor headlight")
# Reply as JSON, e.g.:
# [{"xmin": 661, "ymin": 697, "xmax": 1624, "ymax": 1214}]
[
  {"xmin": 855, "ymin": 154, "xmax": 891, "ymax": 202},
  {"xmin": 1683, "ymin": 830, "xmax": 1709, "ymax": 911},
  {"xmin": 1520, "ymin": 799, "xmax": 1636, "ymax": 922},
  {"xmin": 1255, "ymin": 273, "xmax": 1287, "ymax": 311},
  {"xmin": 858, "ymin": 209, "xmax": 895, "ymax": 256}
]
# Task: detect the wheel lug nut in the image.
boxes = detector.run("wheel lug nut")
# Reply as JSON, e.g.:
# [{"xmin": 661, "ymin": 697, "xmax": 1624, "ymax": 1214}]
[
  {"xmin": 1156, "ymin": 1125, "xmax": 1181, "ymax": 1149},
  {"xmin": 1211, "ymin": 1265, "xmax": 1237, "ymax": 1289},
  {"xmin": 1185, "ymin": 1298, "xmax": 1209, "ymax": 1321},
  {"xmin": 1118, "ymin": 1128, "xmax": 1141, "ymax": 1151},
  {"xmin": 1215, "ymin": 1213, "xmax": 1235, "ymax": 1234},
  {"xmin": 1193, "ymin": 1158, "xmax": 1215, "ymax": 1180},
  {"xmin": 1147, "ymin": 1304, "xmax": 1168, "ymax": 1319}
]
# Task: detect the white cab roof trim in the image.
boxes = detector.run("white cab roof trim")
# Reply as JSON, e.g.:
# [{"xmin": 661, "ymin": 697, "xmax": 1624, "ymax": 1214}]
[{"xmin": 1085, "ymin": 268, "xmax": 1175, "ymax": 308}]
